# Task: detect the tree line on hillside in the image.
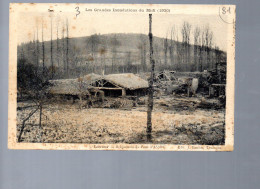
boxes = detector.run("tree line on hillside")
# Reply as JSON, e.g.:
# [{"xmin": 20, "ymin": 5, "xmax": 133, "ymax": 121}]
[{"xmin": 17, "ymin": 17, "xmax": 226, "ymax": 80}]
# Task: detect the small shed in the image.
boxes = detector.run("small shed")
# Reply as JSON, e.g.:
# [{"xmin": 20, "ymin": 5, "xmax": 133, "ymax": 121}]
[
  {"xmin": 48, "ymin": 73, "xmax": 148, "ymax": 98},
  {"xmin": 90, "ymin": 73, "xmax": 149, "ymax": 97}
]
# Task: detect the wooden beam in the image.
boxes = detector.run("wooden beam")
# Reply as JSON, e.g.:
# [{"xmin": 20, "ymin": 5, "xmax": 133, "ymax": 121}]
[{"xmin": 94, "ymin": 87, "xmax": 123, "ymax": 90}]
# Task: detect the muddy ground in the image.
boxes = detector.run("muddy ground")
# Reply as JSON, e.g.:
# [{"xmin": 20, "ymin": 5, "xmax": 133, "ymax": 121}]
[{"xmin": 17, "ymin": 95, "xmax": 225, "ymax": 145}]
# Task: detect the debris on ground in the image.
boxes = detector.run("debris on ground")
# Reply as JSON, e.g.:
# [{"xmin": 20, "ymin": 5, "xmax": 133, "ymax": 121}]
[{"xmin": 17, "ymin": 97, "xmax": 225, "ymax": 145}]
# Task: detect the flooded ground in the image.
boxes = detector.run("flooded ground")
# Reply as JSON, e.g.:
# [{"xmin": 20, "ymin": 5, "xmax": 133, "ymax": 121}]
[{"xmin": 17, "ymin": 95, "xmax": 225, "ymax": 145}]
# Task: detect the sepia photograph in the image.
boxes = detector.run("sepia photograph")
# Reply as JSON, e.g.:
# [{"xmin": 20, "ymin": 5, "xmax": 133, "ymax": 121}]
[{"xmin": 8, "ymin": 3, "xmax": 235, "ymax": 151}]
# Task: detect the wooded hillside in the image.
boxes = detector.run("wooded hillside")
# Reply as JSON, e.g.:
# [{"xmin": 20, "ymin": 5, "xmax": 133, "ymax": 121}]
[{"xmin": 18, "ymin": 33, "xmax": 226, "ymax": 79}]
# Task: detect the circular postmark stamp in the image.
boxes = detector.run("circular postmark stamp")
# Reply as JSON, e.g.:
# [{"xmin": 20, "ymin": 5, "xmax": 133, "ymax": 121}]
[{"xmin": 219, "ymin": 6, "xmax": 235, "ymax": 24}]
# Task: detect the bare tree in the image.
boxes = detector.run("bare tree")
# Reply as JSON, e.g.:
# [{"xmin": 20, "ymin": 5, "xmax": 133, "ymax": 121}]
[
  {"xmin": 56, "ymin": 18, "xmax": 60, "ymax": 69},
  {"xmin": 89, "ymin": 34, "xmax": 99, "ymax": 57},
  {"xmin": 76, "ymin": 77, "xmax": 89, "ymax": 109},
  {"xmin": 202, "ymin": 25, "xmax": 213, "ymax": 70},
  {"xmin": 147, "ymin": 14, "xmax": 155, "ymax": 141},
  {"xmin": 200, "ymin": 28, "xmax": 207, "ymax": 71},
  {"xmin": 169, "ymin": 26, "xmax": 176, "ymax": 68},
  {"xmin": 138, "ymin": 34, "xmax": 147, "ymax": 72},
  {"xmin": 66, "ymin": 18, "xmax": 69, "ymax": 76},
  {"xmin": 17, "ymin": 58, "xmax": 52, "ymax": 142},
  {"xmin": 70, "ymin": 45, "xmax": 82, "ymax": 77},
  {"xmin": 154, "ymin": 43, "xmax": 162, "ymax": 70},
  {"xmin": 99, "ymin": 46, "xmax": 107, "ymax": 74},
  {"xmin": 32, "ymin": 31, "xmax": 37, "ymax": 69},
  {"xmin": 175, "ymin": 29, "xmax": 182, "ymax": 71},
  {"xmin": 126, "ymin": 51, "xmax": 132, "ymax": 73},
  {"xmin": 181, "ymin": 21, "xmax": 192, "ymax": 71},
  {"xmin": 62, "ymin": 21, "xmax": 66, "ymax": 73},
  {"xmin": 34, "ymin": 24, "xmax": 40, "ymax": 71},
  {"xmin": 193, "ymin": 26, "xmax": 201, "ymax": 71},
  {"xmin": 208, "ymin": 31, "xmax": 213, "ymax": 69},
  {"xmin": 214, "ymin": 45, "xmax": 221, "ymax": 69},
  {"xmin": 87, "ymin": 34, "xmax": 100, "ymax": 73},
  {"xmin": 163, "ymin": 35, "xmax": 168, "ymax": 66},
  {"xmin": 41, "ymin": 18, "xmax": 45, "ymax": 74},
  {"xmin": 111, "ymin": 34, "xmax": 119, "ymax": 73},
  {"xmin": 204, "ymin": 26, "xmax": 210, "ymax": 69},
  {"xmin": 50, "ymin": 16, "xmax": 54, "ymax": 78}
]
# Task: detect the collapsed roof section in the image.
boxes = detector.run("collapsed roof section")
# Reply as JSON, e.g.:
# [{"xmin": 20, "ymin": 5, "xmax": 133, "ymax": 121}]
[
  {"xmin": 48, "ymin": 73, "xmax": 148, "ymax": 96},
  {"xmin": 48, "ymin": 79, "xmax": 81, "ymax": 95},
  {"xmin": 104, "ymin": 73, "xmax": 148, "ymax": 90}
]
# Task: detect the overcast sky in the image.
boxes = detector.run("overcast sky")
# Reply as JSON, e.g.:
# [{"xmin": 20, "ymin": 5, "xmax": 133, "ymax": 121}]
[{"xmin": 17, "ymin": 11, "xmax": 229, "ymax": 51}]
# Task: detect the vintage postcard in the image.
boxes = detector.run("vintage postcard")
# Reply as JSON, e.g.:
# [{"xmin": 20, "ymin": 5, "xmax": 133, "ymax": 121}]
[{"xmin": 8, "ymin": 3, "xmax": 235, "ymax": 151}]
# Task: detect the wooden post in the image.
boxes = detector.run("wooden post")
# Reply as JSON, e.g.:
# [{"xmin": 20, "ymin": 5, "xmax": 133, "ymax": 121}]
[
  {"xmin": 147, "ymin": 14, "xmax": 155, "ymax": 141},
  {"xmin": 122, "ymin": 88, "xmax": 126, "ymax": 97},
  {"xmin": 39, "ymin": 104, "xmax": 42, "ymax": 129},
  {"xmin": 66, "ymin": 18, "xmax": 69, "ymax": 77},
  {"xmin": 50, "ymin": 16, "xmax": 54, "ymax": 78}
]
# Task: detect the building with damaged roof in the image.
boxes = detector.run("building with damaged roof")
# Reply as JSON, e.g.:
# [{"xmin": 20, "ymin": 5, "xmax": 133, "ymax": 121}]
[
  {"xmin": 48, "ymin": 73, "xmax": 148, "ymax": 97},
  {"xmin": 90, "ymin": 73, "xmax": 148, "ymax": 97}
]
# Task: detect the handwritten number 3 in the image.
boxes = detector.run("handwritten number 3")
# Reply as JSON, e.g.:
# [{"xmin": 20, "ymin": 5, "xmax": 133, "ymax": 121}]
[{"xmin": 75, "ymin": 7, "xmax": 80, "ymax": 17}]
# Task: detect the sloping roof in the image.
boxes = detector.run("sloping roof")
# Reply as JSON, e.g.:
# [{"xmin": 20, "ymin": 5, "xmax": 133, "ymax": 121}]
[
  {"xmin": 49, "ymin": 79, "xmax": 81, "ymax": 95},
  {"xmin": 83, "ymin": 73, "xmax": 102, "ymax": 84},
  {"xmin": 49, "ymin": 74, "xmax": 103, "ymax": 95},
  {"xmin": 104, "ymin": 73, "xmax": 148, "ymax": 90},
  {"xmin": 48, "ymin": 73, "xmax": 148, "ymax": 95}
]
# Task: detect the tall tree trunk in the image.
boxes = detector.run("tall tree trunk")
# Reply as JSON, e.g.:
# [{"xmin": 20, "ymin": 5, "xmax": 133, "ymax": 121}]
[
  {"xmin": 193, "ymin": 27, "xmax": 200, "ymax": 71},
  {"xmin": 199, "ymin": 46, "xmax": 203, "ymax": 72},
  {"xmin": 66, "ymin": 19, "xmax": 69, "ymax": 77},
  {"xmin": 42, "ymin": 19, "xmax": 45, "ymax": 74},
  {"xmin": 194, "ymin": 45, "xmax": 197, "ymax": 71},
  {"xmin": 112, "ymin": 57, "xmax": 114, "ymax": 73},
  {"xmin": 147, "ymin": 14, "xmax": 155, "ymax": 142},
  {"xmin": 36, "ymin": 26, "xmax": 39, "ymax": 71},
  {"xmin": 164, "ymin": 38, "xmax": 168, "ymax": 66},
  {"xmin": 187, "ymin": 44, "xmax": 190, "ymax": 71},
  {"xmin": 169, "ymin": 44, "xmax": 173, "ymax": 68},
  {"xmin": 56, "ymin": 21, "xmax": 60, "ymax": 68},
  {"xmin": 176, "ymin": 35, "xmax": 181, "ymax": 71},
  {"xmin": 33, "ymin": 32, "xmax": 37, "ymax": 68},
  {"xmin": 143, "ymin": 44, "xmax": 147, "ymax": 72},
  {"xmin": 62, "ymin": 24, "xmax": 66, "ymax": 73},
  {"xmin": 140, "ymin": 36, "xmax": 147, "ymax": 72},
  {"xmin": 50, "ymin": 17, "xmax": 54, "ymax": 78},
  {"xmin": 169, "ymin": 29, "xmax": 174, "ymax": 69}
]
